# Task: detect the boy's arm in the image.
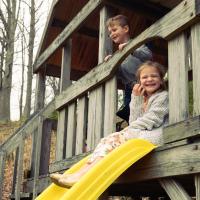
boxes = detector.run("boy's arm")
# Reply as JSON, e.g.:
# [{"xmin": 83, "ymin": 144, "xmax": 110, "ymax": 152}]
[{"xmin": 132, "ymin": 45, "xmax": 152, "ymax": 61}]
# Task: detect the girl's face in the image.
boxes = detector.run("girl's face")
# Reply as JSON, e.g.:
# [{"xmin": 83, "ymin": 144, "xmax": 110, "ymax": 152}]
[
  {"xmin": 139, "ymin": 66, "xmax": 162, "ymax": 96},
  {"xmin": 108, "ymin": 23, "xmax": 129, "ymax": 44}
]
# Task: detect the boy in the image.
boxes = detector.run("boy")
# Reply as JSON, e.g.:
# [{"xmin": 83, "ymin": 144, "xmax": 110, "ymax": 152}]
[{"xmin": 105, "ymin": 15, "xmax": 152, "ymax": 123}]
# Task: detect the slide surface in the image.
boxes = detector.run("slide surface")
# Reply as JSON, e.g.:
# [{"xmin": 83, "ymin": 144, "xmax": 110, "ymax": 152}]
[{"xmin": 36, "ymin": 139, "xmax": 156, "ymax": 200}]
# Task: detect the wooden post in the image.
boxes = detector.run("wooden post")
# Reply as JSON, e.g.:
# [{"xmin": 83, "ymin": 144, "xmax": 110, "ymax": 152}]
[
  {"xmin": 34, "ymin": 70, "xmax": 46, "ymax": 111},
  {"xmin": 32, "ymin": 116, "xmax": 44, "ymax": 199},
  {"xmin": 66, "ymin": 102, "xmax": 76, "ymax": 158},
  {"xmin": 56, "ymin": 40, "xmax": 72, "ymax": 161},
  {"xmin": 191, "ymin": 21, "xmax": 200, "ymax": 200},
  {"xmin": 99, "ymin": 6, "xmax": 117, "ymax": 136},
  {"xmin": 160, "ymin": 32, "xmax": 191, "ymax": 199},
  {"xmin": 168, "ymin": 32, "xmax": 189, "ymax": 123},
  {"xmin": 39, "ymin": 119, "xmax": 53, "ymax": 175},
  {"xmin": 30, "ymin": 129, "xmax": 37, "ymax": 178},
  {"xmin": 0, "ymin": 151, "xmax": 6, "ymax": 200},
  {"xmin": 159, "ymin": 178, "xmax": 191, "ymax": 200},
  {"xmin": 76, "ymin": 96, "xmax": 88, "ymax": 154},
  {"xmin": 13, "ymin": 137, "xmax": 25, "ymax": 200},
  {"xmin": 87, "ymin": 6, "xmax": 113, "ymax": 150}
]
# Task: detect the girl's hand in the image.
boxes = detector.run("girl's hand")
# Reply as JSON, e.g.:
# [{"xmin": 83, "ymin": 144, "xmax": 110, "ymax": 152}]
[
  {"xmin": 104, "ymin": 54, "xmax": 112, "ymax": 61},
  {"xmin": 132, "ymin": 83, "xmax": 146, "ymax": 96},
  {"xmin": 118, "ymin": 42, "xmax": 128, "ymax": 51}
]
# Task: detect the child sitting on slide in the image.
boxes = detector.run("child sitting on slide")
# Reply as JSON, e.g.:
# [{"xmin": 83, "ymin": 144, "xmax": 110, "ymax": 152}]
[{"xmin": 50, "ymin": 61, "xmax": 168, "ymax": 188}]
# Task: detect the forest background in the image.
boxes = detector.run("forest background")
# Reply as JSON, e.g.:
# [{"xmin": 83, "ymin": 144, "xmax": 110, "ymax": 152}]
[{"xmin": 0, "ymin": 0, "xmax": 57, "ymax": 123}]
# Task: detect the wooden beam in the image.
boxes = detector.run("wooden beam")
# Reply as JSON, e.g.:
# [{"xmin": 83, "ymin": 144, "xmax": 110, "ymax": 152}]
[
  {"xmin": 168, "ymin": 32, "xmax": 189, "ymax": 123},
  {"xmin": 34, "ymin": 0, "xmax": 103, "ymax": 72},
  {"xmin": 55, "ymin": 0, "xmax": 199, "ymax": 110},
  {"xmin": 32, "ymin": 116, "xmax": 44, "ymax": 199},
  {"xmin": 159, "ymin": 178, "xmax": 192, "ymax": 200},
  {"xmin": 0, "ymin": 101, "xmax": 55, "ymax": 155},
  {"xmin": 116, "ymin": 142, "xmax": 200, "ymax": 184},
  {"xmin": 39, "ymin": 119, "xmax": 52, "ymax": 175},
  {"xmin": 191, "ymin": 22, "xmax": 200, "ymax": 116},
  {"xmin": 196, "ymin": 0, "xmax": 200, "ymax": 14},
  {"xmin": 163, "ymin": 116, "xmax": 200, "ymax": 144},
  {"xmin": 195, "ymin": 174, "xmax": 200, "ymax": 200},
  {"xmin": 104, "ymin": 0, "xmax": 170, "ymax": 20},
  {"xmin": 45, "ymin": 64, "xmax": 88, "ymax": 79},
  {"xmin": 56, "ymin": 43, "xmax": 72, "ymax": 161},
  {"xmin": 13, "ymin": 137, "xmax": 24, "ymax": 199},
  {"xmin": 0, "ymin": 151, "xmax": 6, "ymax": 199},
  {"xmin": 48, "ymin": 141, "xmax": 200, "ymax": 184},
  {"xmin": 51, "ymin": 18, "xmax": 99, "ymax": 38},
  {"xmin": 34, "ymin": 70, "xmax": 46, "ymax": 111}
]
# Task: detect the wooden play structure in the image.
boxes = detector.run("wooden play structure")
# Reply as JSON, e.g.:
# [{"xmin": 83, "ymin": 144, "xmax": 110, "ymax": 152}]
[{"xmin": 1, "ymin": 0, "xmax": 200, "ymax": 199}]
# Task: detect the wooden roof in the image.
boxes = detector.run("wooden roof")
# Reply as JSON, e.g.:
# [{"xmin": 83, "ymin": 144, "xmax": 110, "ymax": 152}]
[{"xmin": 35, "ymin": 0, "xmax": 182, "ymax": 80}]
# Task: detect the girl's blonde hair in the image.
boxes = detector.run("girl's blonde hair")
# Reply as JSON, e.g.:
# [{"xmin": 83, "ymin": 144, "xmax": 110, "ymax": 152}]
[
  {"xmin": 106, "ymin": 15, "xmax": 129, "ymax": 28},
  {"xmin": 136, "ymin": 61, "xmax": 167, "ymax": 90}
]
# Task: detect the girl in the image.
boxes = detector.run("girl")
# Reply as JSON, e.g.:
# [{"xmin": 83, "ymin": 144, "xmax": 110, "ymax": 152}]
[{"xmin": 50, "ymin": 61, "xmax": 168, "ymax": 187}]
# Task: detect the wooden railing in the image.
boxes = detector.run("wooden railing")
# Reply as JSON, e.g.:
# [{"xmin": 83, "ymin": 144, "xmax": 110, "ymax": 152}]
[
  {"xmin": 0, "ymin": 101, "xmax": 55, "ymax": 199},
  {"xmin": 1, "ymin": 0, "xmax": 200, "ymax": 199}
]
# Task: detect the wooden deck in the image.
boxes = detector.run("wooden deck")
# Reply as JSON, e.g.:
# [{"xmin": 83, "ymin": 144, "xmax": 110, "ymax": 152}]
[{"xmin": 1, "ymin": 0, "xmax": 200, "ymax": 199}]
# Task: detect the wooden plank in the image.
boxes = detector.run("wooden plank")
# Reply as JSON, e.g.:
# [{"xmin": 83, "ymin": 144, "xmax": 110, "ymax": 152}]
[
  {"xmin": 14, "ymin": 137, "xmax": 25, "ymax": 200},
  {"xmin": 159, "ymin": 178, "xmax": 192, "ymax": 200},
  {"xmin": 34, "ymin": 0, "xmax": 103, "ymax": 71},
  {"xmin": 161, "ymin": 31, "xmax": 190, "ymax": 199},
  {"xmin": 168, "ymin": 32, "xmax": 189, "ymax": 123},
  {"xmin": 191, "ymin": 21, "xmax": 200, "ymax": 200},
  {"xmin": 75, "ymin": 96, "xmax": 88, "ymax": 154},
  {"xmin": 191, "ymin": 22, "xmax": 200, "ymax": 116},
  {"xmin": 195, "ymin": 174, "xmax": 200, "ymax": 200},
  {"xmin": 87, "ymin": 88, "xmax": 104, "ymax": 150},
  {"xmin": 103, "ymin": 77, "xmax": 117, "ymax": 136},
  {"xmin": 163, "ymin": 115, "xmax": 200, "ymax": 144},
  {"xmin": 1, "ymin": 100, "xmax": 55, "ymax": 154},
  {"xmin": 30, "ymin": 129, "xmax": 37, "ymax": 178},
  {"xmin": 49, "ymin": 152, "xmax": 91, "ymax": 173},
  {"xmin": 34, "ymin": 71, "xmax": 46, "ymax": 111},
  {"xmin": 56, "ymin": 109, "xmax": 67, "ymax": 160},
  {"xmin": 66, "ymin": 103, "xmax": 76, "ymax": 158},
  {"xmin": 105, "ymin": 0, "xmax": 169, "ymax": 20},
  {"xmin": 32, "ymin": 116, "xmax": 44, "ymax": 199},
  {"xmin": 56, "ymin": 42, "xmax": 72, "ymax": 160},
  {"xmin": 23, "ymin": 176, "xmax": 51, "ymax": 194},
  {"xmin": 0, "ymin": 151, "xmax": 6, "ymax": 200},
  {"xmin": 50, "ymin": 141, "xmax": 200, "ymax": 183},
  {"xmin": 116, "ymin": 142, "xmax": 200, "ymax": 183},
  {"xmin": 55, "ymin": 0, "xmax": 199, "ymax": 110},
  {"xmin": 98, "ymin": 6, "xmax": 113, "ymax": 63},
  {"xmin": 39, "ymin": 119, "xmax": 52, "ymax": 175},
  {"xmin": 60, "ymin": 42, "xmax": 72, "ymax": 91},
  {"xmin": 35, "ymin": 0, "xmax": 57, "ymax": 60}
]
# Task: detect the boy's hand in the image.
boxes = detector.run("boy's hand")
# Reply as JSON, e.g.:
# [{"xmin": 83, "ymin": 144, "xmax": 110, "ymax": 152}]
[
  {"xmin": 104, "ymin": 54, "xmax": 112, "ymax": 62},
  {"xmin": 133, "ymin": 84, "xmax": 146, "ymax": 96},
  {"xmin": 118, "ymin": 42, "xmax": 128, "ymax": 51}
]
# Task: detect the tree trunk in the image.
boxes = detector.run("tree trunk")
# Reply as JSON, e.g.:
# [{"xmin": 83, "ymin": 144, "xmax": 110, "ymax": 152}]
[
  {"xmin": 23, "ymin": 0, "xmax": 36, "ymax": 119},
  {"xmin": 0, "ymin": 0, "xmax": 19, "ymax": 122}
]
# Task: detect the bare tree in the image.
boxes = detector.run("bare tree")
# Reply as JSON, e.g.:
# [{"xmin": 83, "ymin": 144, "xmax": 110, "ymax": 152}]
[
  {"xmin": 19, "ymin": 10, "xmax": 25, "ymax": 118},
  {"xmin": 0, "ymin": 0, "xmax": 21, "ymax": 122},
  {"xmin": 22, "ymin": 0, "xmax": 36, "ymax": 119}
]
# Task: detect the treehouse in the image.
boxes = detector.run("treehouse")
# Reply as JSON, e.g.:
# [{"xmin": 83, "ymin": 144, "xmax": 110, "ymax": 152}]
[{"xmin": 1, "ymin": 0, "xmax": 200, "ymax": 199}]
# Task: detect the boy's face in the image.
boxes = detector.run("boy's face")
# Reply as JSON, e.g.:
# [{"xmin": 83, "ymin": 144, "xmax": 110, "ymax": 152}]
[{"xmin": 108, "ymin": 23, "xmax": 129, "ymax": 44}]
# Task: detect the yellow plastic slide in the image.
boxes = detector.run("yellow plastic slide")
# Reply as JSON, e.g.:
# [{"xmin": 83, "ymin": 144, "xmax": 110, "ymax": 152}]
[{"xmin": 36, "ymin": 139, "xmax": 156, "ymax": 200}]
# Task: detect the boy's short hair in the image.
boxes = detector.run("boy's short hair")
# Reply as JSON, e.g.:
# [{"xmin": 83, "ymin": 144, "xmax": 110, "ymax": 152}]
[{"xmin": 106, "ymin": 14, "xmax": 129, "ymax": 28}]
